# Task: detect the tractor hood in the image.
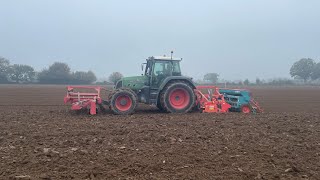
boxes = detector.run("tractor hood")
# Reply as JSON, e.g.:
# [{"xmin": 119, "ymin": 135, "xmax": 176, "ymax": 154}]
[{"xmin": 116, "ymin": 76, "xmax": 148, "ymax": 90}]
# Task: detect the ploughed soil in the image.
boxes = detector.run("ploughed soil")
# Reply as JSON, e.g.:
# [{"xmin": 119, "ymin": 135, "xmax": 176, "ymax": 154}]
[{"xmin": 0, "ymin": 85, "xmax": 320, "ymax": 180}]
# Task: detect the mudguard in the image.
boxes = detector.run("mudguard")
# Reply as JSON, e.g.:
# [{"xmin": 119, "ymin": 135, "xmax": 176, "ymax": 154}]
[{"xmin": 159, "ymin": 76, "xmax": 196, "ymax": 91}]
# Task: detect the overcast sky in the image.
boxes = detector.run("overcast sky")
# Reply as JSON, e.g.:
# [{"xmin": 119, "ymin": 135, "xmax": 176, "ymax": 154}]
[{"xmin": 0, "ymin": 0, "xmax": 319, "ymax": 81}]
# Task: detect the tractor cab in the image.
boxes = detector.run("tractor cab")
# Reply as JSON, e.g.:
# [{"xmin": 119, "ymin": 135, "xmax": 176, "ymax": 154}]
[
  {"xmin": 115, "ymin": 55, "xmax": 183, "ymax": 90},
  {"xmin": 143, "ymin": 56, "xmax": 182, "ymax": 87}
]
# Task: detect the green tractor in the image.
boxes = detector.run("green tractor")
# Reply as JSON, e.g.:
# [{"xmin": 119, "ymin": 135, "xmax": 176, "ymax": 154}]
[{"xmin": 109, "ymin": 55, "xmax": 197, "ymax": 115}]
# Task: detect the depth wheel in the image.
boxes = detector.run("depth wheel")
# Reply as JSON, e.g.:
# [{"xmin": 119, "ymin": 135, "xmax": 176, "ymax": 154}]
[
  {"xmin": 160, "ymin": 82, "xmax": 195, "ymax": 113},
  {"xmin": 241, "ymin": 105, "xmax": 251, "ymax": 114},
  {"xmin": 110, "ymin": 90, "xmax": 137, "ymax": 115}
]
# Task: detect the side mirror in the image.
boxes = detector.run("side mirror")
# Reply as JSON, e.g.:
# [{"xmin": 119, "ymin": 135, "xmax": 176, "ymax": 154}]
[{"xmin": 141, "ymin": 64, "xmax": 144, "ymax": 71}]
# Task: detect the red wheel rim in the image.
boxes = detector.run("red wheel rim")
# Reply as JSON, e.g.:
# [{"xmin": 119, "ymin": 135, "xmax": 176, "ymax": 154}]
[
  {"xmin": 242, "ymin": 106, "xmax": 251, "ymax": 113},
  {"xmin": 115, "ymin": 95, "xmax": 132, "ymax": 111},
  {"xmin": 169, "ymin": 88, "xmax": 190, "ymax": 109}
]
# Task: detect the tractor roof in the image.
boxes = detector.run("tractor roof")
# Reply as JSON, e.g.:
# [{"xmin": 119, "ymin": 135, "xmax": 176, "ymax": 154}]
[{"xmin": 147, "ymin": 56, "xmax": 182, "ymax": 61}]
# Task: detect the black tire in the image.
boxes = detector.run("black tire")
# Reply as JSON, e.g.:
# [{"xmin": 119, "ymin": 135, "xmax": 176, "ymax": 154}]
[
  {"xmin": 110, "ymin": 89, "xmax": 137, "ymax": 115},
  {"xmin": 156, "ymin": 98, "xmax": 165, "ymax": 111},
  {"xmin": 192, "ymin": 91, "xmax": 202, "ymax": 112},
  {"xmin": 192, "ymin": 102, "xmax": 201, "ymax": 112},
  {"xmin": 119, "ymin": 88, "xmax": 138, "ymax": 100},
  {"xmin": 160, "ymin": 81, "xmax": 195, "ymax": 113}
]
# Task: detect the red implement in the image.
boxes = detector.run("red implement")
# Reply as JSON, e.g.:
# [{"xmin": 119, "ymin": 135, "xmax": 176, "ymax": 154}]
[
  {"xmin": 64, "ymin": 86, "xmax": 103, "ymax": 115},
  {"xmin": 195, "ymin": 86, "xmax": 231, "ymax": 113}
]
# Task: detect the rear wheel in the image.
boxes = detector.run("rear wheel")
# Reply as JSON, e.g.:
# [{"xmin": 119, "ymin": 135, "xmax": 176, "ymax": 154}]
[
  {"xmin": 110, "ymin": 89, "xmax": 137, "ymax": 115},
  {"xmin": 241, "ymin": 105, "xmax": 251, "ymax": 114},
  {"xmin": 160, "ymin": 82, "xmax": 195, "ymax": 113}
]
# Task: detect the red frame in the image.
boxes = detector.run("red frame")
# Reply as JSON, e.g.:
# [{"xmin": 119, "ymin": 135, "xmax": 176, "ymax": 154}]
[
  {"xmin": 195, "ymin": 86, "xmax": 231, "ymax": 113},
  {"xmin": 64, "ymin": 86, "xmax": 104, "ymax": 115}
]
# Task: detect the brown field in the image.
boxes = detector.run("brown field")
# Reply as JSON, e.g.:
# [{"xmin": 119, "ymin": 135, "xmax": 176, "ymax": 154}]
[{"xmin": 0, "ymin": 85, "xmax": 320, "ymax": 179}]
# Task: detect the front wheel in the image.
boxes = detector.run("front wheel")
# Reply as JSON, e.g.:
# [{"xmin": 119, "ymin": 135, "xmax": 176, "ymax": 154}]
[
  {"xmin": 160, "ymin": 82, "xmax": 195, "ymax": 113},
  {"xmin": 110, "ymin": 90, "xmax": 137, "ymax": 115}
]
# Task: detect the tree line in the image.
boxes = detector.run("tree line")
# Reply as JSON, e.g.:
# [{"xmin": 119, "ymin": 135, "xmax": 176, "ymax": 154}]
[
  {"xmin": 0, "ymin": 56, "xmax": 97, "ymax": 84},
  {"xmin": 202, "ymin": 58, "xmax": 320, "ymax": 86},
  {"xmin": 1, "ymin": 56, "xmax": 319, "ymax": 85},
  {"xmin": 198, "ymin": 73, "xmax": 296, "ymax": 86}
]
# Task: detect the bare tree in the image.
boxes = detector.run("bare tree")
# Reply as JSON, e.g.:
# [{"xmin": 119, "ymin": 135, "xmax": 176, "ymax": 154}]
[
  {"xmin": 244, "ymin": 79, "xmax": 250, "ymax": 86},
  {"xmin": 109, "ymin": 72, "xmax": 123, "ymax": 85},
  {"xmin": 204, "ymin": 73, "xmax": 219, "ymax": 84},
  {"xmin": 256, "ymin": 78, "xmax": 262, "ymax": 85}
]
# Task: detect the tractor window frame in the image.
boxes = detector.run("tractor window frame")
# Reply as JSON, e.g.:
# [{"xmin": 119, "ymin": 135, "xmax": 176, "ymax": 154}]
[{"xmin": 145, "ymin": 61, "xmax": 152, "ymax": 76}]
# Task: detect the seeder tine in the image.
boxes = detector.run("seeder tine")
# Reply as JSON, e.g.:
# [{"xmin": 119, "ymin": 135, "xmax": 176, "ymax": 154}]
[{"xmin": 250, "ymin": 98, "xmax": 264, "ymax": 113}]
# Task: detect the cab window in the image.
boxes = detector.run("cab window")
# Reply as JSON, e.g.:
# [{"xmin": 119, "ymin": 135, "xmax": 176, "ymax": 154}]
[
  {"xmin": 172, "ymin": 61, "xmax": 181, "ymax": 76},
  {"xmin": 153, "ymin": 61, "xmax": 172, "ymax": 76},
  {"xmin": 152, "ymin": 61, "xmax": 172, "ymax": 86}
]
